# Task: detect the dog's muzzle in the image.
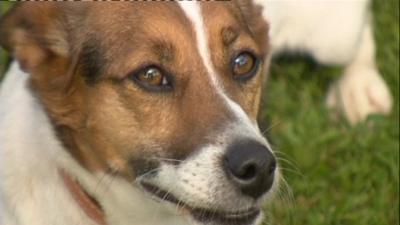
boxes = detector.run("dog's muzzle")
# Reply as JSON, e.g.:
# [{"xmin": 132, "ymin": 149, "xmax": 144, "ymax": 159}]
[{"xmin": 138, "ymin": 136, "xmax": 277, "ymax": 225}]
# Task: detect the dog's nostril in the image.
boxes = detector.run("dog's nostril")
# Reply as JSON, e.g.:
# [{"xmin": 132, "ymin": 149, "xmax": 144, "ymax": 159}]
[
  {"xmin": 268, "ymin": 160, "xmax": 277, "ymax": 175},
  {"xmin": 235, "ymin": 162, "xmax": 257, "ymax": 180},
  {"xmin": 224, "ymin": 139, "xmax": 276, "ymax": 199}
]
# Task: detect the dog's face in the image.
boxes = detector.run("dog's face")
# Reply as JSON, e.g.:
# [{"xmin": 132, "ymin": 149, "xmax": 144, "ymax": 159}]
[{"xmin": 0, "ymin": 2, "xmax": 277, "ymax": 225}]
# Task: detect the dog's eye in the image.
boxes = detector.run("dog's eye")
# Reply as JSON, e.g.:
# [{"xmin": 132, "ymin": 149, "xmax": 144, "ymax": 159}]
[
  {"xmin": 231, "ymin": 52, "xmax": 259, "ymax": 81},
  {"xmin": 137, "ymin": 67, "xmax": 164, "ymax": 86},
  {"xmin": 131, "ymin": 66, "xmax": 172, "ymax": 92}
]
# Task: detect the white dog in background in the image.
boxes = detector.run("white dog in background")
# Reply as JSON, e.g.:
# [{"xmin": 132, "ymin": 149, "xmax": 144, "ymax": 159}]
[{"xmin": 256, "ymin": 0, "xmax": 393, "ymax": 124}]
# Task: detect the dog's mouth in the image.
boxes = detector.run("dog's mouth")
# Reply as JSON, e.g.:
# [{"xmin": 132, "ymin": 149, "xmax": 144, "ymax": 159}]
[{"xmin": 140, "ymin": 182, "xmax": 261, "ymax": 225}]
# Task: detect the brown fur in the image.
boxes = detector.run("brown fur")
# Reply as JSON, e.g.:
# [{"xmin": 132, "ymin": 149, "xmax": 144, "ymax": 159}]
[{"xmin": 0, "ymin": 1, "xmax": 269, "ymax": 178}]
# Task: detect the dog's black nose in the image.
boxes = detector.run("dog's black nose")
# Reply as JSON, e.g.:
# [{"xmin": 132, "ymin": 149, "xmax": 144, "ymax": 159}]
[{"xmin": 223, "ymin": 139, "xmax": 276, "ymax": 199}]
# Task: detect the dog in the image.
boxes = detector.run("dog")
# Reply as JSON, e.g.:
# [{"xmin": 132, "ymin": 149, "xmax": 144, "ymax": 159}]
[
  {"xmin": 0, "ymin": 2, "xmax": 278, "ymax": 225},
  {"xmin": 0, "ymin": 1, "xmax": 393, "ymax": 225},
  {"xmin": 256, "ymin": 0, "xmax": 393, "ymax": 124}
]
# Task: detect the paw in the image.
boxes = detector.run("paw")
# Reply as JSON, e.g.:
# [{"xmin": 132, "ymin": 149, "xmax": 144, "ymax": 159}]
[{"xmin": 326, "ymin": 67, "xmax": 393, "ymax": 124}]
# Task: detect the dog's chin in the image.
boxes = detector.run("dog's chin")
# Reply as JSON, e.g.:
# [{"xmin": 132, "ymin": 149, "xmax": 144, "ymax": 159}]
[{"xmin": 140, "ymin": 182, "xmax": 263, "ymax": 225}]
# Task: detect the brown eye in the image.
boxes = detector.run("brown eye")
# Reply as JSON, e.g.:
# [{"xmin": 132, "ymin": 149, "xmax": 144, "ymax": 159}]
[
  {"xmin": 131, "ymin": 66, "xmax": 172, "ymax": 92},
  {"xmin": 137, "ymin": 67, "xmax": 164, "ymax": 85},
  {"xmin": 232, "ymin": 52, "xmax": 259, "ymax": 81}
]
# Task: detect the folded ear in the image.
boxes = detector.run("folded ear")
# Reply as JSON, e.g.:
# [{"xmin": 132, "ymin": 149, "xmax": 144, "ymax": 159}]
[
  {"xmin": 235, "ymin": 0, "xmax": 269, "ymax": 55},
  {"xmin": 0, "ymin": 2, "xmax": 69, "ymax": 72}
]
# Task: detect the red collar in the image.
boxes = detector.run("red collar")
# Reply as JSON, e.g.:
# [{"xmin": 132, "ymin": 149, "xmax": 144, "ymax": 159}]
[{"xmin": 60, "ymin": 169, "xmax": 107, "ymax": 225}]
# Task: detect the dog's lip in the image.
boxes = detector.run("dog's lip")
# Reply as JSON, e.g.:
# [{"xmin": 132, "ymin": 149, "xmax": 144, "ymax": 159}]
[{"xmin": 140, "ymin": 181, "xmax": 261, "ymax": 225}]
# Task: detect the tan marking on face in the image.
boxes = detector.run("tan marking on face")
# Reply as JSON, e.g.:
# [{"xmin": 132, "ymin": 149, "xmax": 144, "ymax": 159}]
[{"xmin": 221, "ymin": 26, "xmax": 240, "ymax": 47}]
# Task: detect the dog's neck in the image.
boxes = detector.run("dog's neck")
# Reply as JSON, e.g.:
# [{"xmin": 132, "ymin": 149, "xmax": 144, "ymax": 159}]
[{"xmin": 60, "ymin": 169, "xmax": 107, "ymax": 225}]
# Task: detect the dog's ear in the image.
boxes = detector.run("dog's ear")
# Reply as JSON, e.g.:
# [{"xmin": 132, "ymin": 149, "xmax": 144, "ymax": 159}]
[
  {"xmin": 235, "ymin": 0, "xmax": 269, "ymax": 53},
  {"xmin": 0, "ymin": 2, "xmax": 69, "ymax": 72},
  {"xmin": 0, "ymin": 3, "xmax": 87, "ymax": 129}
]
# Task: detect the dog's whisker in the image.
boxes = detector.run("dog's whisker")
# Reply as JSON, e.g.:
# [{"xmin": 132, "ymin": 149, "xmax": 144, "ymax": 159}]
[
  {"xmin": 135, "ymin": 167, "xmax": 162, "ymax": 182},
  {"xmin": 261, "ymin": 120, "xmax": 282, "ymax": 135},
  {"xmin": 143, "ymin": 157, "xmax": 213, "ymax": 170},
  {"xmin": 102, "ymin": 169, "xmax": 120, "ymax": 193},
  {"xmin": 148, "ymin": 189, "xmax": 166, "ymax": 222},
  {"xmin": 174, "ymin": 192, "xmax": 188, "ymax": 216},
  {"xmin": 278, "ymin": 167, "xmax": 305, "ymax": 178},
  {"xmin": 275, "ymin": 157, "xmax": 303, "ymax": 175},
  {"xmin": 93, "ymin": 166, "xmax": 118, "ymax": 195},
  {"xmin": 148, "ymin": 157, "xmax": 185, "ymax": 162},
  {"xmin": 277, "ymin": 177, "xmax": 295, "ymax": 208},
  {"xmin": 155, "ymin": 183, "xmax": 185, "ymax": 217},
  {"xmin": 272, "ymin": 179, "xmax": 298, "ymax": 225},
  {"xmin": 276, "ymin": 156, "xmax": 299, "ymax": 168},
  {"xmin": 273, "ymin": 150, "xmax": 293, "ymax": 158},
  {"xmin": 93, "ymin": 173, "xmax": 109, "ymax": 196},
  {"xmin": 274, "ymin": 152, "xmax": 304, "ymax": 176}
]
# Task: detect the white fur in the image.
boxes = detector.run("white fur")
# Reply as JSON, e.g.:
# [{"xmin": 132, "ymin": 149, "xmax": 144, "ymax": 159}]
[
  {"xmin": 0, "ymin": 62, "xmax": 97, "ymax": 225},
  {"xmin": 256, "ymin": 0, "xmax": 393, "ymax": 124}
]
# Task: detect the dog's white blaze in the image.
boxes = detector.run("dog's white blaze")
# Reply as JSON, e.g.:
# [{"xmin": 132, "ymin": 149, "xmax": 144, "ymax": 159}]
[
  {"xmin": 178, "ymin": 1, "xmax": 260, "ymax": 131},
  {"xmin": 177, "ymin": 2, "xmax": 220, "ymax": 88}
]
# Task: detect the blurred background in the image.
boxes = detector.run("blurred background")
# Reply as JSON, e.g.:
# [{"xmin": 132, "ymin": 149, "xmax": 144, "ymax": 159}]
[{"xmin": 0, "ymin": 1, "xmax": 398, "ymax": 225}]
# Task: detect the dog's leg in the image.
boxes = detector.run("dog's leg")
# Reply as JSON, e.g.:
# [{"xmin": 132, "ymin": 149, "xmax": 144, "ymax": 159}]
[{"xmin": 326, "ymin": 21, "xmax": 393, "ymax": 124}]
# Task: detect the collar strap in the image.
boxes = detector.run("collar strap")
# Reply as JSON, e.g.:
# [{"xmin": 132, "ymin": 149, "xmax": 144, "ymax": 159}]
[{"xmin": 60, "ymin": 169, "xmax": 107, "ymax": 225}]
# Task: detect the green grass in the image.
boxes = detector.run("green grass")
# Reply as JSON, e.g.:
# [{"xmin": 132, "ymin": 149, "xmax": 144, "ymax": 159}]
[
  {"xmin": 0, "ymin": 2, "xmax": 12, "ymax": 79},
  {"xmin": 0, "ymin": 1, "xmax": 398, "ymax": 225}
]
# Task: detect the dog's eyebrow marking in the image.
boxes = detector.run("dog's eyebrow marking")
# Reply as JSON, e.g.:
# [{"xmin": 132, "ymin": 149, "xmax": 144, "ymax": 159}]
[
  {"xmin": 177, "ymin": 2, "xmax": 221, "ymax": 88},
  {"xmin": 80, "ymin": 38, "xmax": 105, "ymax": 84},
  {"xmin": 152, "ymin": 41, "xmax": 175, "ymax": 63},
  {"xmin": 178, "ymin": 2, "xmax": 260, "ymax": 129},
  {"xmin": 222, "ymin": 26, "xmax": 239, "ymax": 46}
]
